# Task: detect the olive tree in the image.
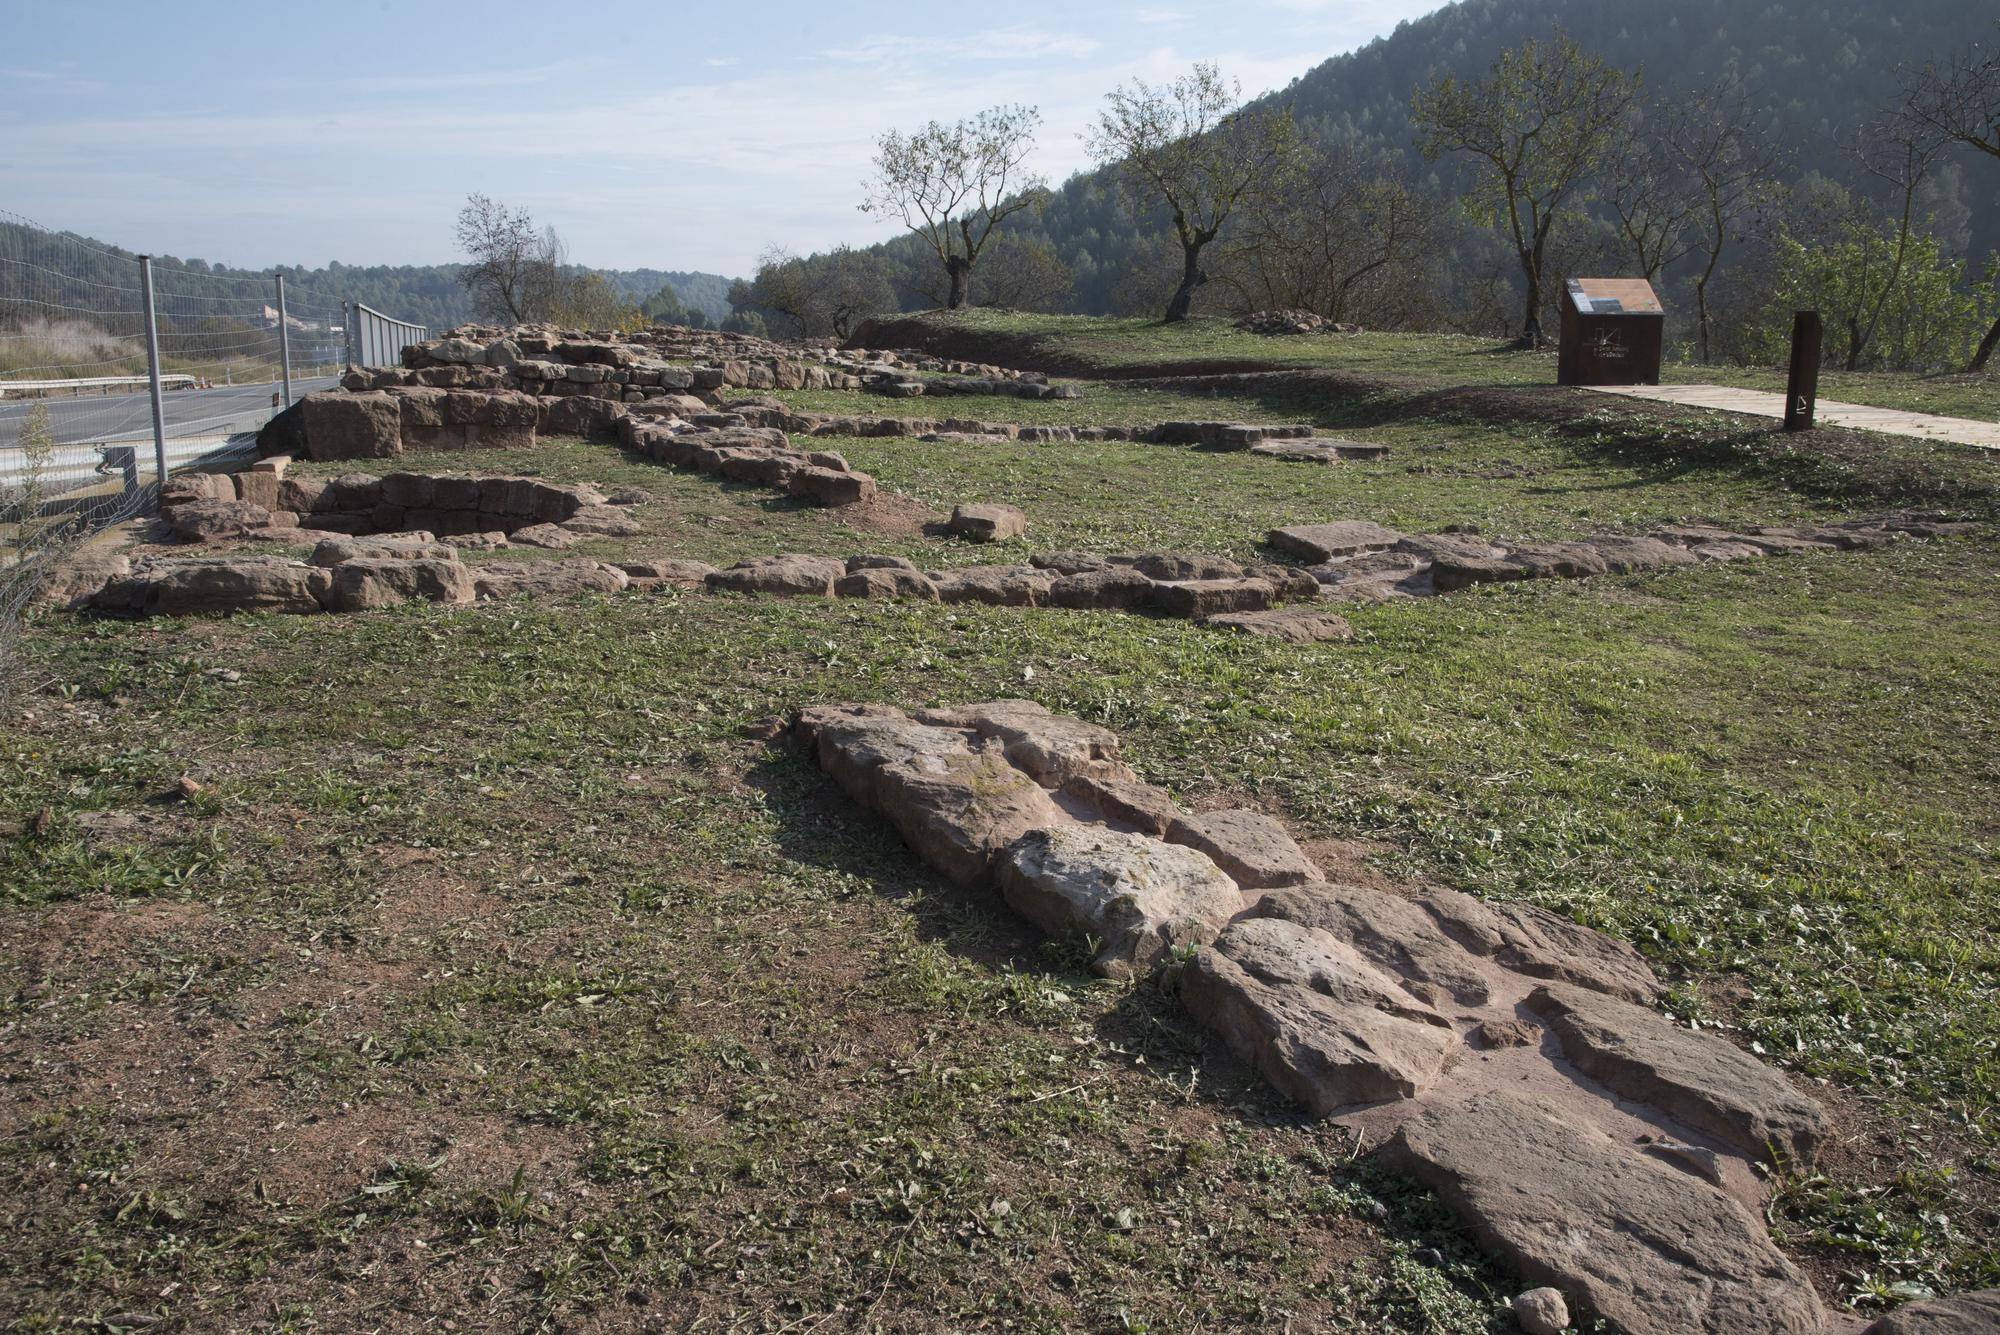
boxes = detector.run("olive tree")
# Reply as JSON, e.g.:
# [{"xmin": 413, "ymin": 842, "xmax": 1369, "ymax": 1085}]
[
  {"xmin": 1086, "ymin": 63, "xmax": 1296, "ymax": 323},
  {"xmin": 1413, "ymin": 33, "xmax": 1635, "ymax": 347},
  {"xmin": 862, "ymin": 105, "xmax": 1047, "ymax": 310}
]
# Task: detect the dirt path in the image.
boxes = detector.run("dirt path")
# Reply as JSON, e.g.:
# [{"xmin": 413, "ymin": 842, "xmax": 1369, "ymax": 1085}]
[{"xmin": 1586, "ymin": 383, "xmax": 2000, "ymax": 450}]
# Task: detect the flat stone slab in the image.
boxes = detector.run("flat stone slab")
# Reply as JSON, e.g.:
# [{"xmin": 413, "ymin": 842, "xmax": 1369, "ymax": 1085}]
[
  {"xmin": 1165, "ymin": 808, "xmax": 1321, "ymax": 890},
  {"xmin": 470, "ymin": 560, "xmax": 628, "ymax": 601},
  {"xmin": 1184, "ymin": 916, "xmax": 1456, "ymax": 1112},
  {"xmin": 1257, "ymin": 884, "xmax": 1492, "ymax": 1008},
  {"xmin": 1419, "ymin": 885, "xmax": 1663, "ymax": 1004},
  {"xmin": 1526, "ymin": 983, "xmax": 1829, "ymax": 1164},
  {"xmin": 705, "ymin": 554, "xmax": 845, "ymax": 597},
  {"xmin": 1199, "ymin": 607, "xmax": 1355, "ymax": 642},
  {"xmin": 1061, "ymin": 772, "xmax": 1182, "ymax": 836},
  {"xmin": 1267, "ymin": 521, "xmax": 1406, "ymax": 563},
  {"xmin": 997, "ymin": 825, "xmax": 1241, "ymax": 978},
  {"xmin": 1248, "ymin": 439, "xmax": 1391, "ymax": 463},
  {"xmin": 913, "ymin": 699, "xmax": 1126, "ymax": 789},
  {"xmin": 1859, "ymin": 1289, "xmax": 2000, "ymax": 1332},
  {"xmin": 1384, "ymin": 1090, "xmax": 1826, "ymax": 1335}
]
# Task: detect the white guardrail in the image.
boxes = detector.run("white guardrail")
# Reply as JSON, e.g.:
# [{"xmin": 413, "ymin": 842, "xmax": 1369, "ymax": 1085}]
[{"xmin": 1, "ymin": 375, "xmax": 198, "ymax": 397}]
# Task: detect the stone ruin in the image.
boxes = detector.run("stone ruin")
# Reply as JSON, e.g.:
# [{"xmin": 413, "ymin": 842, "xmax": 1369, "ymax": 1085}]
[
  {"xmin": 1234, "ymin": 309, "xmax": 1362, "ymax": 336},
  {"xmin": 1268, "ymin": 515, "xmax": 1974, "ymax": 600},
  {"xmin": 271, "ymin": 322, "xmax": 1393, "ymax": 469},
  {"xmin": 793, "ymin": 699, "xmax": 1969, "ymax": 1335}
]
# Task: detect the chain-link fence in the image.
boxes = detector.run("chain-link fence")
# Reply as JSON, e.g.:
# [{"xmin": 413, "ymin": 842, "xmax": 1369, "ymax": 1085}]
[{"xmin": 1, "ymin": 209, "xmax": 430, "ymax": 685}]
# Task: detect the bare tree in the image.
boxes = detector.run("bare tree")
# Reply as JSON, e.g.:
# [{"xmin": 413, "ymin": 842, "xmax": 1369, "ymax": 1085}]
[
  {"xmin": 1907, "ymin": 28, "xmax": 2000, "ymax": 368},
  {"xmin": 1671, "ymin": 87, "xmax": 1785, "ymax": 363},
  {"xmin": 1087, "ymin": 63, "xmax": 1297, "ymax": 323},
  {"xmin": 1413, "ymin": 32, "xmax": 1636, "ymax": 346},
  {"xmin": 862, "ymin": 105, "xmax": 1047, "ymax": 311},
  {"xmin": 1842, "ymin": 108, "xmax": 1948, "ymax": 370},
  {"xmin": 1217, "ymin": 142, "xmax": 1440, "ymax": 325},
  {"xmin": 455, "ymin": 194, "xmax": 563, "ymax": 324},
  {"xmin": 1604, "ymin": 105, "xmax": 1699, "ymax": 283}
]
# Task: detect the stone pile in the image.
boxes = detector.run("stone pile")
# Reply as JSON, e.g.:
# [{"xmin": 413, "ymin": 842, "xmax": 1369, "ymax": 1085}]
[
  {"xmin": 156, "ymin": 462, "xmax": 637, "ymax": 545},
  {"xmin": 1233, "ymin": 309, "xmax": 1362, "ymax": 336},
  {"xmin": 1268, "ymin": 516, "xmax": 1976, "ymax": 603},
  {"xmin": 790, "ymin": 700, "xmax": 1836, "ymax": 1334}
]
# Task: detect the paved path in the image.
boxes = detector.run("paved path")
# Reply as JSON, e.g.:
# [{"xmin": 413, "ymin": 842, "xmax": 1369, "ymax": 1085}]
[{"xmin": 1585, "ymin": 383, "xmax": 2000, "ymax": 450}]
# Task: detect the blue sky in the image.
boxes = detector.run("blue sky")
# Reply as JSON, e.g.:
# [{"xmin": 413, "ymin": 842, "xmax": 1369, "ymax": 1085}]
[{"xmin": 4, "ymin": 0, "xmax": 1443, "ymax": 277}]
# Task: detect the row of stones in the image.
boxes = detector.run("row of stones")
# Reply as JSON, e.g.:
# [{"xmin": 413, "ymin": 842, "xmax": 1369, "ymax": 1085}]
[
  {"xmin": 57, "ymin": 530, "xmax": 1353, "ymax": 639},
  {"xmin": 59, "ymin": 536, "xmax": 637, "ymax": 618},
  {"xmin": 1268, "ymin": 515, "xmax": 1977, "ymax": 601},
  {"xmin": 355, "ymin": 324, "xmax": 1043, "ymax": 404},
  {"xmin": 615, "ymin": 416, "xmax": 878, "ymax": 508},
  {"xmin": 791, "ymin": 701, "xmax": 1835, "ymax": 1335},
  {"xmin": 157, "ymin": 462, "xmax": 638, "ymax": 545},
  {"xmin": 405, "ymin": 322, "xmax": 1040, "ymax": 390},
  {"xmin": 291, "ymin": 371, "xmax": 1388, "ymax": 471}
]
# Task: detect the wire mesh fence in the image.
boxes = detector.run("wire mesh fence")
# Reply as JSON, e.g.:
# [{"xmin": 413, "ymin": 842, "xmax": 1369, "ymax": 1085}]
[{"xmin": 0, "ymin": 208, "xmax": 426, "ymax": 684}]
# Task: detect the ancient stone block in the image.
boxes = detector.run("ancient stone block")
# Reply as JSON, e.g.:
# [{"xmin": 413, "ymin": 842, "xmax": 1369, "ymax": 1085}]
[
  {"xmin": 948, "ymin": 502, "xmax": 1028, "ymax": 542},
  {"xmin": 1165, "ymin": 808, "xmax": 1320, "ymax": 890},
  {"xmin": 1525, "ymin": 984, "xmax": 1828, "ymax": 1164},
  {"xmin": 997, "ymin": 825, "xmax": 1241, "ymax": 979},
  {"xmin": 322, "ymin": 557, "xmax": 475, "ymax": 612},
  {"xmin": 301, "ymin": 391, "xmax": 401, "ymax": 460},
  {"xmin": 1183, "ymin": 917, "xmax": 1456, "ymax": 1112},
  {"xmin": 1384, "ymin": 1091, "xmax": 1825, "ymax": 1335}
]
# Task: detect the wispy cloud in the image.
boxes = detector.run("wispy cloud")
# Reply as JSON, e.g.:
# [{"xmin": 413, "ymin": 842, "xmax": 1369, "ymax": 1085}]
[{"xmin": 822, "ymin": 27, "xmax": 1103, "ymax": 65}]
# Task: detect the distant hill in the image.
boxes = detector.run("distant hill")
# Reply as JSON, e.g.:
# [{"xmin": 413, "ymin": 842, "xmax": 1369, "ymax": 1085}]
[
  {"xmin": 908, "ymin": 0, "xmax": 1999, "ymax": 316},
  {"xmin": 0, "ymin": 217, "xmax": 738, "ymax": 333}
]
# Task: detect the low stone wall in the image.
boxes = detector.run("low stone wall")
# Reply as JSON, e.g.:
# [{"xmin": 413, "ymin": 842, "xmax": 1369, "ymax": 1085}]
[
  {"xmin": 790, "ymin": 700, "xmax": 1831, "ymax": 1335},
  {"xmin": 1267, "ymin": 515, "xmax": 1973, "ymax": 601},
  {"xmin": 157, "ymin": 462, "xmax": 631, "ymax": 545}
]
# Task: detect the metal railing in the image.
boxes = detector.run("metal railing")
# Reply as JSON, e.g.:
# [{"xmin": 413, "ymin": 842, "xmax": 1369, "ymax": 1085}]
[{"xmin": 346, "ymin": 300, "xmax": 430, "ymax": 369}]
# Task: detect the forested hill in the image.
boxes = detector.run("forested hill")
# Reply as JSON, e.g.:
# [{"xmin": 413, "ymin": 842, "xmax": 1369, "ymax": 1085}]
[
  {"xmin": 0, "ymin": 216, "xmax": 737, "ymax": 331},
  {"xmin": 996, "ymin": 0, "xmax": 1999, "ymax": 315}
]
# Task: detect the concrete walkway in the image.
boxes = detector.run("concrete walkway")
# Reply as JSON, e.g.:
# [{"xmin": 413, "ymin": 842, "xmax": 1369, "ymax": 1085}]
[{"xmin": 1585, "ymin": 383, "xmax": 2000, "ymax": 450}]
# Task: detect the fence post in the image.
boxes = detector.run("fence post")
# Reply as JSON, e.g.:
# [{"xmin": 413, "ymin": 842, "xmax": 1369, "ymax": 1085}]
[
  {"xmin": 343, "ymin": 299, "xmax": 355, "ymax": 370},
  {"xmin": 137, "ymin": 255, "xmax": 169, "ymax": 489},
  {"xmin": 276, "ymin": 271, "xmax": 294, "ymax": 408}
]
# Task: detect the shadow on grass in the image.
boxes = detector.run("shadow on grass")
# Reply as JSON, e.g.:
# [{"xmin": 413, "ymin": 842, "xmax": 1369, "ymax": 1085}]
[{"xmin": 739, "ymin": 736, "xmax": 1526, "ymax": 1320}]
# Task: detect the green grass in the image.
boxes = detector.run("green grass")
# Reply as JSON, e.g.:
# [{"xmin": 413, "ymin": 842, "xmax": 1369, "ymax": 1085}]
[
  {"xmin": 6, "ymin": 367, "xmax": 1999, "ymax": 1329},
  {"xmin": 881, "ymin": 309, "xmax": 2000, "ymax": 423},
  {"xmin": 5, "ymin": 537, "xmax": 1998, "ymax": 1327}
]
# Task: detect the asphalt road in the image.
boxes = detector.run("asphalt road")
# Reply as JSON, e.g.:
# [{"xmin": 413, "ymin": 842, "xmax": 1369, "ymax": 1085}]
[{"xmin": 0, "ymin": 376, "xmax": 338, "ymax": 490}]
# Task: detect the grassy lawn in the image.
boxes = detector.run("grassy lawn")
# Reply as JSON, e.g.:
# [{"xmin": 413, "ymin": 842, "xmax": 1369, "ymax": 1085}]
[
  {"xmin": 4, "ymin": 379, "xmax": 1998, "ymax": 1330},
  {"xmin": 881, "ymin": 309, "xmax": 2000, "ymax": 423}
]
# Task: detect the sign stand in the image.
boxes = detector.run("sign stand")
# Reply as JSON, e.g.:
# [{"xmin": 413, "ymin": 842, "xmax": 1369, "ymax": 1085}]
[{"xmin": 1783, "ymin": 311, "xmax": 1822, "ymax": 432}]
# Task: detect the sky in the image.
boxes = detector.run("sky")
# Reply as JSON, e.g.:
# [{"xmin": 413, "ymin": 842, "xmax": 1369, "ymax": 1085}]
[{"xmin": 4, "ymin": 0, "xmax": 1445, "ymax": 279}]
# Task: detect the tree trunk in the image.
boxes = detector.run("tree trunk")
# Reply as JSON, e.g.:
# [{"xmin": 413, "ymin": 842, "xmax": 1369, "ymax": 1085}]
[
  {"xmin": 1519, "ymin": 230, "xmax": 1547, "ymax": 349},
  {"xmin": 1164, "ymin": 243, "xmax": 1208, "ymax": 324},
  {"xmin": 1846, "ymin": 315, "xmax": 1863, "ymax": 373},
  {"xmin": 945, "ymin": 256, "xmax": 971, "ymax": 310},
  {"xmin": 1969, "ymin": 312, "xmax": 2000, "ymax": 372},
  {"xmin": 1695, "ymin": 278, "xmax": 1713, "ymax": 364}
]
